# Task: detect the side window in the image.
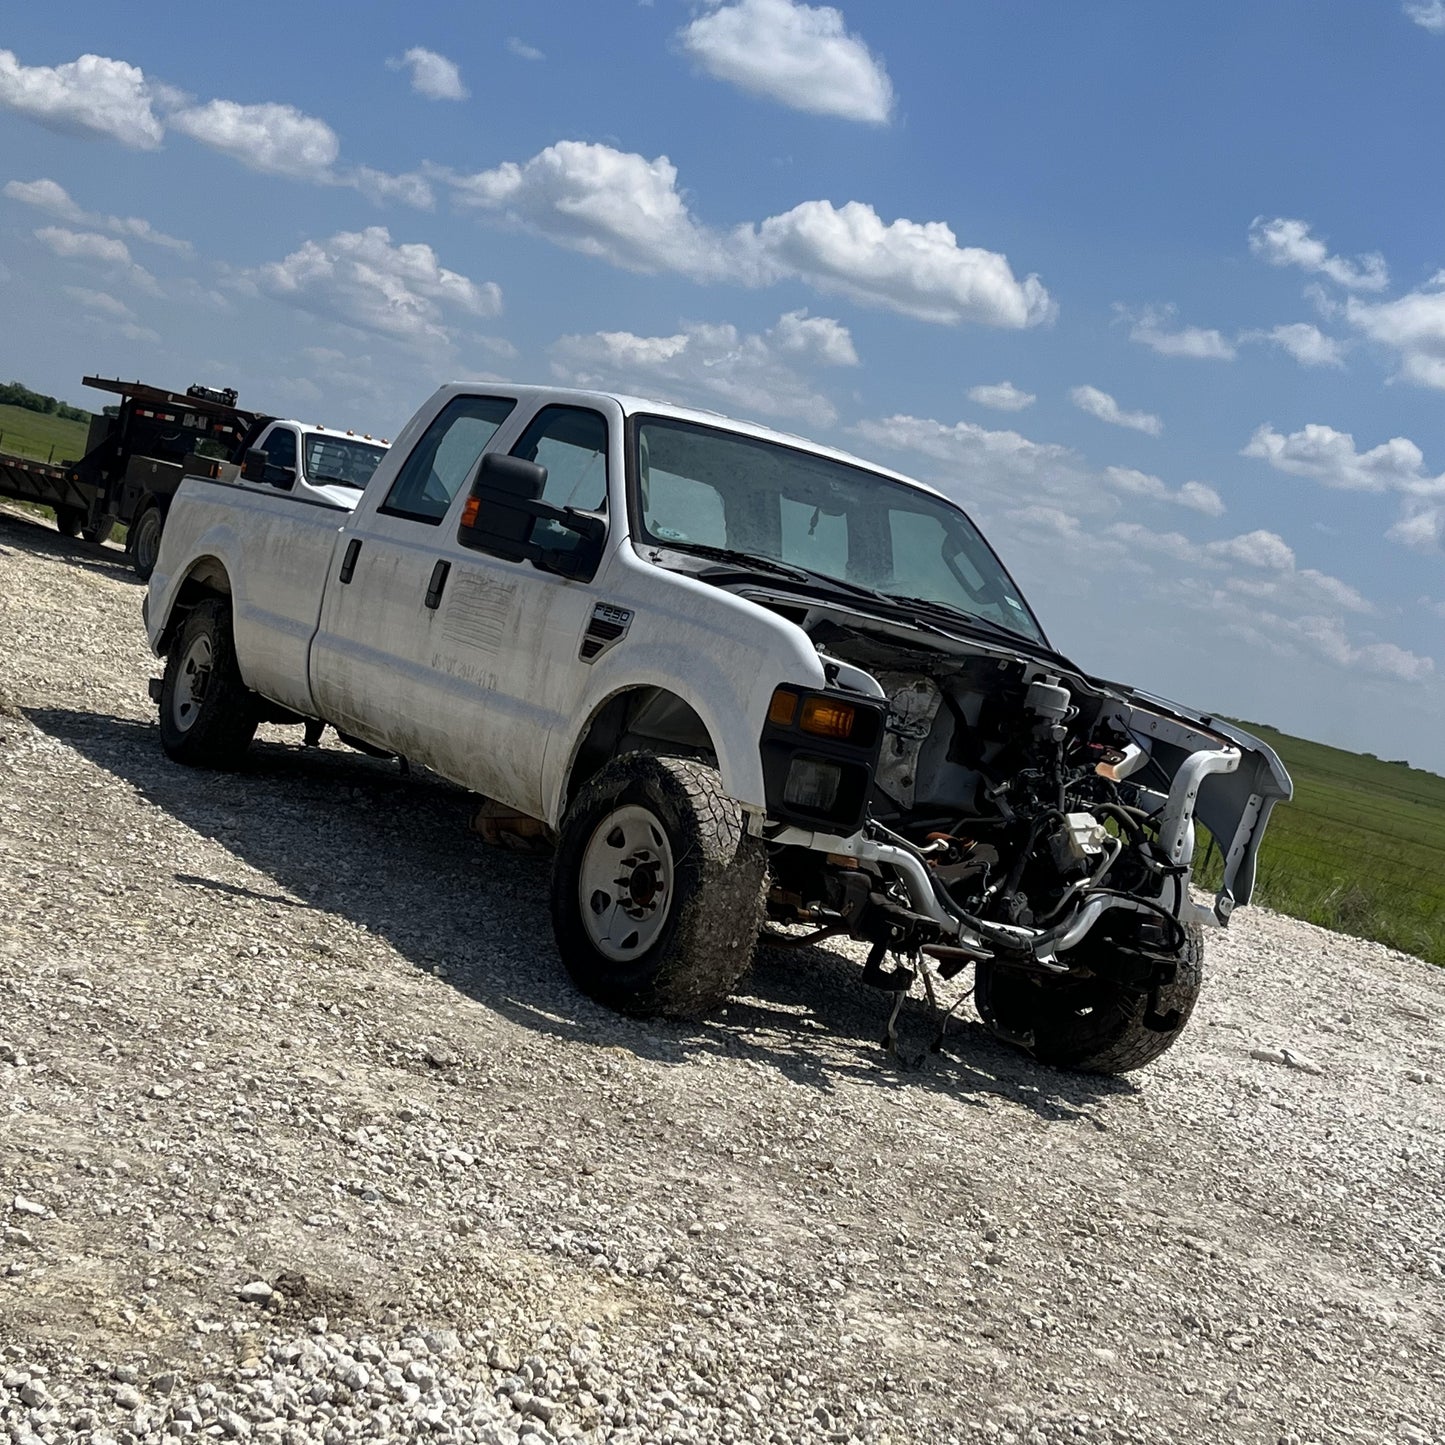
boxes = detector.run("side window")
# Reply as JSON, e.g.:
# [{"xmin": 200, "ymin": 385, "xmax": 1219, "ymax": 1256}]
[
  {"xmin": 509, "ymin": 405, "xmax": 609, "ymax": 553},
  {"xmin": 261, "ymin": 427, "xmax": 297, "ymax": 485},
  {"xmin": 381, "ymin": 395, "xmax": 516, "ymax": 524}
]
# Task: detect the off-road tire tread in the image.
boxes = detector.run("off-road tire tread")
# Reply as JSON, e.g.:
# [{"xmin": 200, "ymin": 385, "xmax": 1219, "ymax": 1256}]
[
  {"xmin": 552, "ymin": 753, "xmax": 767, "ymax": 1019},
  {"xmin": 81, "ymin": 519, "xmax": 114, "ymax": 546},
  {"xmin": 158, "ymin": 599, "xmax": 259, "ymax": 769},
  {"xmin": 975, "ymin": 924, "xmax": 1204, "ymax": 1074},
  {"xmin": 54, "ymin": 508, "xmax": 83, "ymax": 539}
]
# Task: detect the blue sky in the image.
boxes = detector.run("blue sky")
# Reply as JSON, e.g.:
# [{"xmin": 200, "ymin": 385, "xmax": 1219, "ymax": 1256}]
[{"xmin": 3, "ymin": 1, "xmax": 1444, "ymax": 770}]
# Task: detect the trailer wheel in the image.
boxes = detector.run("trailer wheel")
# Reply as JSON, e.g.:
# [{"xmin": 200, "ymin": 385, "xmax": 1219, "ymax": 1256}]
[
  {"xmin": 974, "ymin": 924, "xmax": 1204, "ymax": 1074},
  {"xmin": 130, "ymin": 507, "xmax": 163, "ymax": 580},
  {"xmin": 551, "ymin": 753, "xmax": 767, "ymax": 1019},
  {"xmin": 81, "ymin": 518, "xmax": 114, "ymax": 546},
  {"xmin": 54, "ymin": 507, "xmax": 83, "ymax": 538},
  {"xmin": 157, "ymin": 599, "xmax": 259, "ymax": 768}
]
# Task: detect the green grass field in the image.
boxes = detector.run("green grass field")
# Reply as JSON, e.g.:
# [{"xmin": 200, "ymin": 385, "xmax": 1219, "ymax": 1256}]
[
  {"xmin": 1196, "ymin": 721, "xmax": 1445, "ymax": 966},
  {"xmin": 0, "ymin": 402, "xmax": 92, "ymax": 464}
]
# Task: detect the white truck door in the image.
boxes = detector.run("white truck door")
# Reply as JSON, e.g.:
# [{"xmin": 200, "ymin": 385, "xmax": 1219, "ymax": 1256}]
[
  {"xmin": 308, "ymin": 394, "xmax": 519, "ymax": 755},
  {"xmin": 412, "ymin": 402, "xmax": 616, "ymax": 817}
]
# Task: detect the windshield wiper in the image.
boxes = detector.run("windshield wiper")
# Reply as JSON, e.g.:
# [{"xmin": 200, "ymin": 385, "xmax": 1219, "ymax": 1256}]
[{"xmin": 887, "ymin": 594, "xmax": 1059, "ymax": 653}]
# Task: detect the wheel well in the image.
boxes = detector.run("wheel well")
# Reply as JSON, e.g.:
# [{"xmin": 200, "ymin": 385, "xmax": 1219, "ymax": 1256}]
[
  {"xmin": 564, "ymin": 687, "xmax": 718, "ymax": 812},
  {"xmin": 157, "ymin": 557, "xmax": 232, "ymax": 654}
]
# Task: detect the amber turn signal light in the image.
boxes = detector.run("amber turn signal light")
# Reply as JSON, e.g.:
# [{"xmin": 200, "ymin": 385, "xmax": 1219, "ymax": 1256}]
[
  {"xmin": 768, "ymin": 688, "xmax": 799, "ymax": 727},
  {"xmin": 460, "ymin": 496, "xmax": 481, "ymax": 527},
  {"xmin": 800, "ymin": 697, "xmax": 856, "ymax": 740}
]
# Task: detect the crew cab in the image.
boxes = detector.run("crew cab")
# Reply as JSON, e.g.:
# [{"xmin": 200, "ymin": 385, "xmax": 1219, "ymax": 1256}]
[{"xmin": 143, "ymin": 383, "xmax": 1291, "ymax": 1072}]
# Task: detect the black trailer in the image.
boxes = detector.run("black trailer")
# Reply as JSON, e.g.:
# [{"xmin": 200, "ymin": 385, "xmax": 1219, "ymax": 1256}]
[{"xmin": 0, "ymin": 376, "xmax": 268, "ymax": 579}]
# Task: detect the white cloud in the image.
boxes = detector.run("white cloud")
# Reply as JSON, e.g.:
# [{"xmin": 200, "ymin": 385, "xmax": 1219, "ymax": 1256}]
[
  {"xmin": 387, "ymin": 47, "xmax": 468, "ymax": 101},
  {"xmin": 169, "ymin": 100, "xmax": 340, "ymax": 179},
  {"xmin": 33, "ymin": 226, "xmax": 159, "ymax": 292},
  {"xmin": 4, "ymin": 177, "xmax": 192, "ymax": 254},
  {"xmin": 0, "ymin": 48, "xmax": 164, "ymax": 148},
  {"xmin": 1346, "ymin": 278, "xmax": 1445, "ymax": 391},
  {"xmin": 968, "ymin": 380, "xmax": 1035, "ymax": 412},
  {"xmin": 768, "ymin": 308, "xmax": 859, "ymax": 365},
  {"xmin": 61, "ymin": 285, "xmax": 133, "ymax": 319},
  {"xmin": 1101, "ymin": 466, "xmax": 1224, "ymax": 516},
  {"xmin": 1247, "ymin": 322, "xmax": 1346, "ymax": 368},
  {"xmin": 1421, "ymin": 596, "xmax": 1445, "ymax": 619},
  {"xmin": 1007, "ymin": 505, "xmax": 1083, "ymax": 537},
  {"xmin": 1387, "ymin": 506, "xmax": 1443, "ymax": 552},
  {"xmin": 1241, "ymin": 422, "xmax": 1436, "ymax": 493},
  {"xmin": 748, "ymin": 199, "xmax": 1054, "ymax": 327},
  {"xmin": 1404, "ymin": 1, "xmax": 1445, "ymax": 33},
  {"xmin": 1208, "ymin": 529, "xmax": 1295, "ymax": 571},
  {"xmin": 1290, "ymin": 616, "xmax": 1433, "ymax": 683},
  {"xmin": 855, "ymin": 414, "xmax": 1072, "ymax": 481},
  {"xmin": 449, "ymin": 142, "xmax": 1053, "ymax": 327},
  {"xmin": 1103, "ymin": 466, "xmax": 1168, "ymax": 500},
  {"xmin": 61, "ymin": 284, "xmax": 158, "ymax": 342},
  {"xmin": 1248, "ymin": 217, "xmax": 1388, "ymax": 292},
  {"xmin": 246, "ymin": 226, "xmax": 502, "ymax": 349},
  {"xmin": 680, "ymin": 0, "xmax": 893, "ymax": 123},
  {"xmin": 1122, "ymin": 304, "xmax": 1236, "ymax": 360},
  {"xmin": 1178, "ymin": 481, "xmax": 1226, "ymax": 516},
  {"xmin": 1105, "ymin": 522, "xmax": 1199, "ymax": 563},
  {"xmin": 450, "ymin": 142, "xmax": 733, "ymax": 280},
  {"xmin": 507, "ymin": 38, "xmax": 545, "ymax": 62},
  {"xmin": 1071, "ymin": 385, "xmax": 1162, "ymax": 436},
  {"xmin": 550, "ymin": 311, "xmax": 853, "ymax": 426},
  {"xmin": 350, "ymin": 166, "xmax": 435, "ymax": 210}
]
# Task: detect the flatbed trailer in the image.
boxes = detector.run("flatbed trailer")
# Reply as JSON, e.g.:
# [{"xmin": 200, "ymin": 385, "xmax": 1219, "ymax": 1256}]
[{"xmin": 0, "ymin": 375, "xmax": 266, "ymax": 577}]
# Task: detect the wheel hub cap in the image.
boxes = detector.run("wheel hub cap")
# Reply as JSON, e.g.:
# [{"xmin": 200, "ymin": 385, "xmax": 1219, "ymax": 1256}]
[
  {"xmin": 172, "ymin": 633, "xmax": 214, "ymax": 733},
  {"xmin": 578, "ymin": 804, "xmax": 675, "ymax": 961}
]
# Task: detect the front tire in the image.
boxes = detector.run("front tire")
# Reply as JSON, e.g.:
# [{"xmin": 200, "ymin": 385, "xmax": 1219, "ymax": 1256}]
[
  {"xmin": 552, "ymin": 754, "xmax": 767, "ymax": 1018},
  {"xmin": 54, "ymin": 507, "xmax": 83, "ymax": 538},
  {"xmin": 975, "ymin": 924, "xmax": 1204, "ymax": 1074},
  {"xmin": 130, "ymin": 506, "xmax": 163, "ymax": 580},
  {"xmin": 81, "ymin": 518, "xmax": 114, "ymax": 546},
  {"xmin": 158, "ymin": 598, "xmax": 259, "ymax": 768}
]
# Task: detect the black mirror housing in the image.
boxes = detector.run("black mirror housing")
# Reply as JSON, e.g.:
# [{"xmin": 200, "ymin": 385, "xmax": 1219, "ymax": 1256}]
[
  {"xmin": 456, "ymin": 453, "xmax": 607, "ymax": 582},
  {"xmin": 241, "ymin": 447, "xmax": 269, "ymax": 481}
]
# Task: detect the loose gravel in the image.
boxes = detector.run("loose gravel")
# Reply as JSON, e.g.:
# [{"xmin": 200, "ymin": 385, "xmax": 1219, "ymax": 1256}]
[{"xmin": 2, "ymin": 505, "xmax": 1443, "ymax": 1445}]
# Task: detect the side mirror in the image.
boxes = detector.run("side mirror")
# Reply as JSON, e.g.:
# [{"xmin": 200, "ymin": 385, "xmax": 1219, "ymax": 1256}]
[
  {"xmin": 457, "ymin": 453, "xmax": 606, "ymax": 581},
  {"xmin": 458, "ymin": 453, "xmax": 547, "ymax": 557},
  {"xmin": 241, "ymin": 448, "xmax": 269, "ymax": 481}
]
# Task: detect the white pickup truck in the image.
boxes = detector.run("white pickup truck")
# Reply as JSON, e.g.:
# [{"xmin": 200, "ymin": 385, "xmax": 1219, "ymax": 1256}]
[{"xmin": 144, "ymin": 383, "xmax": 1291, "ymax": 1072}]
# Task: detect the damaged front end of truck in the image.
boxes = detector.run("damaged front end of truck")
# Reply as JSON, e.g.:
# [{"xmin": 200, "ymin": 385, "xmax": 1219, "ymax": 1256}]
[{"xmin": 756, "ymin": 620, "xmax": 1292, "ymax": 1070}]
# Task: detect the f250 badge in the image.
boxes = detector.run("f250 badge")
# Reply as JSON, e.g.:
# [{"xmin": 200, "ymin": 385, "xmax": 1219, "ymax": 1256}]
[{"xmin": 579, "ymin": 603, "xmax": 633, "ymax": 662}]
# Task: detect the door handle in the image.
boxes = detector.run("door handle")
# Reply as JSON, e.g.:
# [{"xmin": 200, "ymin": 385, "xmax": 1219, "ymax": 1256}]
[
  {"xmin": 338, "ymin": 537, "xmax": 362, "ymax": 584},
  {"xmin": 424, "ymin": 559, "xmax": 451, "ymax": 610}
]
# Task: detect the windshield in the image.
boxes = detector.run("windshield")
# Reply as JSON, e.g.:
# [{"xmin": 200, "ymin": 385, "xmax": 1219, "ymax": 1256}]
[
  {"xmin": 633, "ymin": 417, "xmax": 1047, "ymax": 644},
  {"xmin": 303, "ymin": 433, "xmax": 388, "ymax": 490}
]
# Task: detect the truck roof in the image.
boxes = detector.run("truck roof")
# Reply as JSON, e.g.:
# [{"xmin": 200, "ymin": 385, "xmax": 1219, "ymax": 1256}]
[{"xmin": 434, "ymin": 381, "xmax": 948, "ymax": 505}]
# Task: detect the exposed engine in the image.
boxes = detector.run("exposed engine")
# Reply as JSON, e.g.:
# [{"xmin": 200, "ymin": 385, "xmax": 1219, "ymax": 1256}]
[{"xmin": 768, "ymin": 623, "xmax": 1206, "ymax": 966}]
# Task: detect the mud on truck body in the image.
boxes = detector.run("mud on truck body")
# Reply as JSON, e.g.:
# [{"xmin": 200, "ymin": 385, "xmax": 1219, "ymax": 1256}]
[{"xmin": 144, "ymin": 383, "xmax": 1292, "ymax": 1073}]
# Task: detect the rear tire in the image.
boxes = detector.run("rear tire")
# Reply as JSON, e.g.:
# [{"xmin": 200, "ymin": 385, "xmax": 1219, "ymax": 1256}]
[
  {"xmin": 157, "ymin": 598, "xmax": 259, "ymax": 768},
  {"xmin": 130, "ymin": 506, "xmax": 163, "ymax": 580},
  {"xmin": 552, "ymin": 754, "xmax": 767, "ymax": 1018},
  {"xmin": 54, "ymin": 507, "xmax": 82, "ymax": 538},
  {"xmin": 81, "ymin": 518, "xmax": 114, "ymax": 546},
  {"xmin": 975, "ymin": 924, "xmax": 1204, "ymax": 1074}
]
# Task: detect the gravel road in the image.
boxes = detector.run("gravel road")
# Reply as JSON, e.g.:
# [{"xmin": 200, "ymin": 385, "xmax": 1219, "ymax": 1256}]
[{"xmin": 2, "ymin": 505, "xmax": 1443, "ymax": 1445}]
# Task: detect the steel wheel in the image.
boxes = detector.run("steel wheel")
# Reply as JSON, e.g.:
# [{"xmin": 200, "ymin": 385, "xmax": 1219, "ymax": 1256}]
[
  {"xmin": 578, "ymin": 803, "xmax": 676, "ymax": 961},
  {"xmin": 171, "ymin": 632, "xmax": 214, "ymax": 735}
]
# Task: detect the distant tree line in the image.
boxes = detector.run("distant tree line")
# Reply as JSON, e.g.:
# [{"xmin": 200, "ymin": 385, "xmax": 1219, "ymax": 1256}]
[{"xmin": 0, "ymin": 380, "xmax": 90, "ymax": 423}]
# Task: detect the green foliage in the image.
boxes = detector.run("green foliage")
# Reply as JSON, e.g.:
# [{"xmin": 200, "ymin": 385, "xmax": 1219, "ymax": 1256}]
[
  {"xmin": 0, "ymin": 402, "xmax": 92, "ymax": 464},
  {"xmin": 0, "ymin": 381, "xmax": 90, "ymax": 423},
  {"xmin": 1196, "ymin": 720, "xmax": 1445, "ymax": 967}
]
